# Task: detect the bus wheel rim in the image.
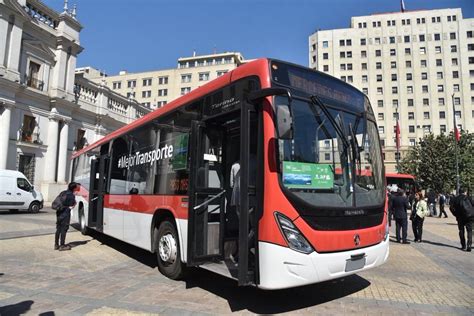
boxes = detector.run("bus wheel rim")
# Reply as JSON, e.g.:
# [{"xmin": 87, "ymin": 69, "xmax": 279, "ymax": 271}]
[
  {"xmin": 159, "ymin": 233, "xmax": 177, "ymax": 263},
  {"xmin": 80, "ymin": 214, "xmax": 85, "ymax": 230}
]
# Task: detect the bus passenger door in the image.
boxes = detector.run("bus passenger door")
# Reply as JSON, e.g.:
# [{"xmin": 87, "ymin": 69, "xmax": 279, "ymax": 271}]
[
  {"xmin": 88, "ymin": 154, "xmax": 109, "ymax": 231},
  {"xmin": 187, "ymin": 121, "xmax": 226, "ymax": 265}
]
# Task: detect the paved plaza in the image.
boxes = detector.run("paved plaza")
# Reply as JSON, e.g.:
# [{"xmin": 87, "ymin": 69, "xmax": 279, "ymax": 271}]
[{"xmin": 0, "ymin": 208, "xmax": 473, "ymax": 315}]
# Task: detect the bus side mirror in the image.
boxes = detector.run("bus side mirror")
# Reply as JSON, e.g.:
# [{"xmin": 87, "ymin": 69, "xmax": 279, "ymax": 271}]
[{"xmin": 276, "ymin": 105, "xmax": 293, "ymax": 140}]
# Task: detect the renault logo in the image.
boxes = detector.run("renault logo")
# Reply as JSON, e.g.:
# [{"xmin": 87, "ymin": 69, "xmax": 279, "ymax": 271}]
[{"xmin": 354, "ymin": 234, "xmax": 360, "ymax": 246}]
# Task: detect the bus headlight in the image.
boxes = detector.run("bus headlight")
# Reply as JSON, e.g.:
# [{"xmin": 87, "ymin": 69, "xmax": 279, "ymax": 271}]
[{"xmin": 275, "ymin": 212, "xmax": 314, "ymax": 254}]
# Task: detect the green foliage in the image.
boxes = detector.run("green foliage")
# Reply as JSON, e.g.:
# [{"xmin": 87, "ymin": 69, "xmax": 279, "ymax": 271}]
[{"xmin": 400, "ymin": 131, "xmax": 473, "ymax": 194}]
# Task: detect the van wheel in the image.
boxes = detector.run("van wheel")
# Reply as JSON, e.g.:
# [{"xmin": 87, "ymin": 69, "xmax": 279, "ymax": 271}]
[
  {"xmin": 79, "ymin": 209, "xmax": 89, "ymax": 235},
  {"xmin": 155, "ymin": 220, "xmax": 186, "ymax": 280},
  {"xmin": 28, "ymin": 202, "xmax": 40, "ymax": 213}
]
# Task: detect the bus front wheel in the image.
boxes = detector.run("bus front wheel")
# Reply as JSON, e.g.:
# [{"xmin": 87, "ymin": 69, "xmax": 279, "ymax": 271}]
[
  {"xmin": 155, "ymin": 220, "xmax": 186, "ymax": 280},
  {"xmin": 79, "ymin": 208, "xmax": 89, "ymax": 235}
]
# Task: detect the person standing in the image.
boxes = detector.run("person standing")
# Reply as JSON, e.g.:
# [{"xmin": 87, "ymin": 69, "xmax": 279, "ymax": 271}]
[
  {"xmin": 427, "ymin": 190, "xmax": 437, "ymax": 217},
  {"xmin": 450, "ymin": 188, "xmax": 474, "ymax": 252},
  {"xmin": 412, "ymin": 192, "xmax": 429, "ymax": 242},
  {"xmin": 391, "ymin": 189, "xmax": 411, "ymax": 244},
  {"xmin": 54, "ymin": 182, "xmax": 79, "ymax": 251},
  {"xmin": 438, "ymin": 193, "xmax": 448, "ymax": 218}
]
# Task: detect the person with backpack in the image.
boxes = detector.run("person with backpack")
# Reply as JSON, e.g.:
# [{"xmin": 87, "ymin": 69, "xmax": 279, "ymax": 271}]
[
  {"xmin": 53, "ymin": 182, "xmax": 80, "ymax": 251},
  {"xmin": 450, "ymin": 188, "xmax": 474, "ymax": 252},
  {"xmin": 438, "ymin": 193, "xmax": 448, "ymax": 218}
]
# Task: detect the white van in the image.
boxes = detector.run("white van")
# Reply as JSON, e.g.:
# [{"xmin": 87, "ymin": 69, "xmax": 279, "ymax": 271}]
[{"xmin": 0, "ymin": 170, "xmax": 44, "ymax": 213}]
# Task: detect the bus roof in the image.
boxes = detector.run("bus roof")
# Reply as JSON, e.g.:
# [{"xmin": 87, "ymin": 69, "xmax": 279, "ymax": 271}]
[
  {"xmin": 385, "ymin": 173, "xmax": 415, "ymax": 179},
  {"xmin": 72, "ymin": 58, "xmax": 271, "ymax": 159}
]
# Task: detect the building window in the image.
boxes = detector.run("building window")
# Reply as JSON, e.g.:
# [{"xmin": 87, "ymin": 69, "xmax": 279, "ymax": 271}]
[
  {"xmin": 126, "ymin": 92, "xmax": 135, "ymax": 98},
  {"xmin": 112, "ymin": 81, "xmax": 121, "ymax": 89},
  {"xmin": 347, "ymin": 51, "xmax": 352, "ymax": 58},
  {"xmin": 325, "ymin": 153, "xmax": 331, "ymax": 161},
  {"xmin": 347, "ymin": 76, "xmax": 353, "ymax": 83},
  {"xmin": 454, "ymin": 97, "xmax": 460, "ymax": 105},
  {"xmin": 424, "ymin": 112, "xmax": 430, "ymax": 119},
  {"xmin": 438, "ymin": 98, "xmax": 445, "ymax": 106},
  {"xmin": 409, "ymin": 125, "xmax": 415, "ymax": 133},
  {"xmin": 181, "ymin": 74, "xmax": 192, "ymax": 83},
  {"xmin": 391, "ymin": 74, "xmax": 397, "ymax": 81},
  {"xmin": 389, "ymin": 36, "xmax": 396, "ymax": 44},
  {"xmin": 376, "ymin": 62, "xmax": 382, "ymax": 69},
  {"xmin": 421, "ymin": 72, "xmax": 428, "ymax": 80},
  {"xmin": 20, "ymin": 115, "xmax": 36, "ymax": 142},
  {"xmin": 323, "ymin": 65, "xmax": 329, "ymax": 72},
  {"xmin": 75, "ymin": 129, "xmax": 86, "ymax": 150},
  {"xmin": 390, "ymin": 49, "xmax": 396, "ymax": 56},
  {"xmin": 322, "ymin": 41, "xmax": 328, "ymax": 48},
  {"xmin": 127, "ymin": 80, "xmax": 136, "ymax": 88},
  {"xmin": 180, "ymin": 87, "xmax": 191, "ymax": 95},
  {"xmin": 470, "ymin": 57, "xmax": 474, "ymax": 64},
  {"xmin": 361, "ymin": 63, "xmax": 368, "ymax": 70},
  {"xmin": 406, "ymin": 60, "xmax": 412, "ymax": 68},
  {"xmin": 453, "ymin": 84, "xmax": 460, "ymax": 92},
  {"xmin": 405, "ymin": 48, "xmax": 411, "ymax": 55},
  {"xmin": 439, "ymin": 111, "xmax": 446, "ymax": 119},
  {"xmin": 340, "ymin": 64, "xmax": 346, "ymax": 71},
  {"xmin": 158, "ymin": 89, "xmax": 168, "ymax": 96},
  {"xmin": 26, "ymin": 61, "xmax": 43, "ymax": 90},
  {"xmin": 419, "ymin": 34, "xmax": 425, "ymax": 42},
  {"xmin": 378, "ymin": 126, "xmax": 385, "ymax": 134},
  {"xmin": 141, "ymin": 90, "xmax": 151, "ymax": 98},
  {"xmin": 362, "ymin": 88, "xmax": 368, "ymax": 94},
  {"xmin": 323, "ymin": 53, "xmax": 328, "ymax": 60},
  {"xmin": 404, "ymin": 35, "xmax": 410, "ymax": 43},
  {"xmin": 453, "ymin": 71, "xmax": 459, "ymax": 79},
  {"xmin": 377, "ymin": 87, "xmax": 383, "ymax": 95},
  {"xmin": 217, "ymin": 70, "xmax": 228, "ymax": 76},
  {"xmin": 452, "ymin": 58, "xmax": 458, "ymax": 66},
  {"xmin": 436, "ymin": 59, "xmax": 442, "ymax": 66},
  {"xmin": 361, "ymin": 50, "xmax": 367, "ymax": 58},
  {"xmin": 360, "ymin": 38, "xmax": 366, "ymax": 45},
  {"xmin": 408, "ymin": 112, "xmax": 414, "ymax": 119},
  {"xmin": 437, "ymin": 85, "xmax": 444, "ymax": 92},
  {"xmin": 142, "ymin": 78, "xmax": 152, "ymax": 86},
  {"xmin": 392, "ymin": 87, "xmax": 398, "ymax": 94},
  {"xmin": 455, "ymin": 111, "xmax": 461, "ymax": 119},
  {"xmin": 341, "ymin": 76, "xmax": 346, "ymax": 82},
  {"xmin": 408, "ymin": 99, "xmax": 414, "ymax": 106},
  {"xmin": 377, "ymin": 74, "xmax": 382, "ymax": 82},
  {"xmin": 440, "ymin": 125, "xmax": 447, "ymax": 133},
  {"xmin": 420, "ymin": 60, "xmax": 427, "ymax": 67},
  {"xmin": 375, "ymin": 50, "xmax": 381, "ymax": 57},
  {"xmin": 392, "ymin": 99, "xmax": 399, "ymax": 107},
  {"xmin": 409, "ymin": 139, "xmax": 416, "ymax": 146},
  {"xmin": 362, "ymin": 75, "xmax": 368, "ymax": 83},
  {"xmin": 451, "ymin": 45, "xmax": 457, "ymax": 53},
  {"xmin": 468, "ymin": 44, "xmax": 474, "ymax": 51},
  {"xmin": 420, "ymin": 47, "xmax": 426, "ymax": 54},
  {"xmin": 378, "ymin": 113, "xmax": 384, "ymax": 120},
  {"xmin": 406, "ymin": 73, "xmax": 412, "ymax": 80},
  {"xmin": 157, "ymin": 101, "xmax": 167, "ymax": 108},
  {"xmin": 391, "ymin": 61, "xmax": 397, "ymax": 68},
  {"xmin": 435, "ymin": 46, "xmax": 442, "ymax": 54},
  {"xmin": 158, "ymin": 76, "xmax": 168, "ymax": 85},
  {"xmin": 423, "ymin": 98, "xmax": 429, "ymax": 106},
  {"xmin": 468, "ymin": 31, "xmax": 473, "ymax": 38},
  {"xmin": 340, "ymin": 52, "xmax": 346, "ymax": 58},
  {"xmin": 407, "ymin": 86, "xmax": 413, "ymax": 94},
  {"xmin": 434, "ymin": 33, "xmax": 441, "ymax": 41},
  {"xmin": 347, "ymin": 63, "xmax": 353, "ymax": 70},
  {"xmin": 377, "ymin": 100, "xmax": 383, "ymax": 107},
  {"xmin": 423, "ymin": 125, "xmax": 431, "ymax": 133},
  {"xmin": 199, "ymin": 72, "xmax": 210, "ymax": 81},
  {"xmin": 375, "ymin": 37, "xmax": 381, "ymax": 44},
  {"xmin": 450, "ymin": 32, "xmax": 456, "ymax": 40}
]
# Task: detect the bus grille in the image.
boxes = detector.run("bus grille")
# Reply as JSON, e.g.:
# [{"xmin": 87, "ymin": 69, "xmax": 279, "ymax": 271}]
[{"xmin": 301, "ymin": 213, "xmax": 384, "ymax": 231}]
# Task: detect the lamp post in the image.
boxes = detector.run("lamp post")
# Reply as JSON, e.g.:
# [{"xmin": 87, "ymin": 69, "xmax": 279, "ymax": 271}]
[
  {"xmin": 452, "ymin": 93, "xmax": 460, "ymax": 194},
  {"xmin": 395, "ymin": 104, "xmax": 400, "ymax": 172}
]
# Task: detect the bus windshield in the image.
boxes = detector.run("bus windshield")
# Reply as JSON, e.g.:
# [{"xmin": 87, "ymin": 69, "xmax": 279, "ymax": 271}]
[{"xmin": 277, "ymin": 96, "xmax": 384, "ymax": 208}]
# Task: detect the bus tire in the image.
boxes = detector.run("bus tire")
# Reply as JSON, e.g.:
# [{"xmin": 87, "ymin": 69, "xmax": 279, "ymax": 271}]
[
  {"xmin": 79, "ymin": 208, "xmax": 89, "ymax": 235},
  {"xmin": 155, "ymin": 220, "xmax": 186, "ymax": 280}
]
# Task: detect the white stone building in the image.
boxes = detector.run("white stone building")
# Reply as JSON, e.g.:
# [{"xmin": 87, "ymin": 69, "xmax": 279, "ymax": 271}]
[
  {"xmin": 88, "ymin": 52, "xmax": 246, "ymax": 109},
  {"xmin": 0, "ymin": 0, "xmax": 149, "ymax": 201},
  {"xmin": 309, "ymin": 8, "xmax": 474, "ymax": 171}
]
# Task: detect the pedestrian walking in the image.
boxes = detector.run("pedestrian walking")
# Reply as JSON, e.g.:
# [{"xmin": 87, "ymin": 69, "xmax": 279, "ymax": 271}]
[
  {"xmin": 438, "ymin": 193, "xmax": 448, "ymax": 218},
  {"xmin": 53, "ymin": 182, "xmax": 79, "ymax": 251},
  {"xmin": 450, "ymin": 188, "xmax": 474, "ymax": 252},
  {"xmin": 390, "ymin": 188, "xmax": 411, "ymax": 244},
  {"xmin": 411, "ymin": 191, "xmax": 429, "ymax": 242},
  {"xmin": 427, "ymin": 189, "xmax": 437, "ymax": 217}
]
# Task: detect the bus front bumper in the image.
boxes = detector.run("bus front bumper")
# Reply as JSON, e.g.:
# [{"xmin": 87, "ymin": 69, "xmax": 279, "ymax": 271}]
[{"xmin": 257, "ymin": 238, "xmax": 389, "ymax": 290}]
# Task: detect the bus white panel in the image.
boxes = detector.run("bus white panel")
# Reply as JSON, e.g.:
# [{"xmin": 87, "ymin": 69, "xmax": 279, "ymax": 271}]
[
  {"xmin": 123, "ymin": 210, "xmax": 153, "ymax": 251},
  {"xmin": 258, "ymin": 238, "xmax": 389, "ymax": 290},
  {"xmin": 103, "ymin": 207, "xmax": 124, "ymax": 240},
  {"xmin": 176, "ymin": 218, "xmax": 188, "ymax": 263}
]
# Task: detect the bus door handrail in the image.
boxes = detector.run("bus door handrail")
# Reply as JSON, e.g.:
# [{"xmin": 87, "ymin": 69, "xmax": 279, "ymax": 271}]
[{"xmin": 193, "ymin": 190, "xmax": 226, "ymax": 211}]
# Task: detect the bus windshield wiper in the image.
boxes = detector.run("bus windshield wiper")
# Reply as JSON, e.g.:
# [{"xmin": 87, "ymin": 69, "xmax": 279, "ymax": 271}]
[{"xmin": 310, "ymin": 95, "xmax": 351, "ymax": 151}]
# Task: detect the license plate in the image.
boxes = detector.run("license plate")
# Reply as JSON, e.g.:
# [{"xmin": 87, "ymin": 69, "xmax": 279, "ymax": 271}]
[{"xmin": 345, "ymin": 257, "xmax": 366, "ymax": 272}]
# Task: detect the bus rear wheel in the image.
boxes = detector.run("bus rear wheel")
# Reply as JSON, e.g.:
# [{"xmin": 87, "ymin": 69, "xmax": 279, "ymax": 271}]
[
  {"xmin": 155, "ymin": 220, "xmax": 185, "ymax": 280},
  {"xmin": 79, "ymin": 208, "xmax": 89, "ymax": 235}
]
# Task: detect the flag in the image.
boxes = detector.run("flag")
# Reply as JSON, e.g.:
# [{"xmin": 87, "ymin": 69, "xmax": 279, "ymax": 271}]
[
  {"xmin": 395, "ymin": 120, "xmax": 401, "ymax": 150},
  {"xmin": 454, "ymin": 125, "xmax": 461, "ymax": 142},
  {"xmin": 401, "ymin": 0, "xmax": 406, "ymax": 12}
]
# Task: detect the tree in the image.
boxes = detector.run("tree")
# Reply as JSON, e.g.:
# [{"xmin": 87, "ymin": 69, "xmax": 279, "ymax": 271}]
[{"xmin": 400, "ymin": 131, "xmax": 473, "ymax": 194}]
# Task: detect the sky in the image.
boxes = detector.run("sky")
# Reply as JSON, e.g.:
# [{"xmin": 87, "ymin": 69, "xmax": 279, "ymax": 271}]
[{"xmin": 42, "ymin": 0, "xmax": 474, "ymax": 75}]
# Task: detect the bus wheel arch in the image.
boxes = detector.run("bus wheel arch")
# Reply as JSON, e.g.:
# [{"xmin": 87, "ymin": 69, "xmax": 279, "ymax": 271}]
[{"xmin": 151, "ymin": 209, "xmax": 186, "ymax": 279}]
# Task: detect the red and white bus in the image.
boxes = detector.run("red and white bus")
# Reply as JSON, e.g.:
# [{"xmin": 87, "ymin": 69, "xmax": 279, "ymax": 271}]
[
  {"xmin": 386, "ymin": 173, "xmax": 417, "ymax": 194},
  {"xmin": 71, "ymin": 59, "xmax": 389, "ymax": 289}
]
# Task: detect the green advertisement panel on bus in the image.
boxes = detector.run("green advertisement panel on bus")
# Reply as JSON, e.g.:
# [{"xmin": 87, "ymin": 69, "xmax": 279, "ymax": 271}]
[{"xmin": 282, "ymin": 161, "xmax": 334, "ymax": 189}]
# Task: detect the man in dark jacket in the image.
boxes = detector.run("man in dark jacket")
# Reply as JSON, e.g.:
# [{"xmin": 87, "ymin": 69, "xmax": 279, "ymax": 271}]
[
  {"xmin": 450, "ymin": 188, "xmax": 473, "ymax": 252},
  {"xmin": 391, "ymin": 189, "xmax": 411, "ymax": 244},
  {"xmin": 54, "ymin": 182, "xmax": 79, "ymax": 251}
]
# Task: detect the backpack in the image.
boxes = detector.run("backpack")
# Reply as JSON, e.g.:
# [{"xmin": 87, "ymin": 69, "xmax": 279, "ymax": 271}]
[
  {"xmin": 460, "ymin": 196, "xmax": 474, "ymax": 219},
  {"xmin": 52, "ymin": 191, "xmax": 67, "ymax": 211}
]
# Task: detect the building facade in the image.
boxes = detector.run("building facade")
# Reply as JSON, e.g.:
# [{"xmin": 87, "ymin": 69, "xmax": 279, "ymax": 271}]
[
  {"xmin": 89, "ymin": 52, "xmax": 246, "ymax": 109},
  {"xmin": 309, "ymin": 8, "xmax": 474, "ymax": 171},
  {"xmin": 0, "ymin": 0, "xmax": 149, "ymax": 201}
]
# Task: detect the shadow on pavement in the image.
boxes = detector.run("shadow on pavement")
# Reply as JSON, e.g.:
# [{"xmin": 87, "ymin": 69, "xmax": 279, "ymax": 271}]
[
  {"xmin": 0, "ymin": 300, "xmax": 34, "ymax": 315},
  {"xmin": 185, "ymin": 269, "xmax": 370, "ymax": 313},
  {"xmin": 68, "ymin": 240, "xmax": 92, "ymax": 248},
  {"xmin": 71, "ymin": 224, "xmax": 157, "ymax": 268},
  {"xmin": 421, "ymin": 239, "xmax": 462, "ymax": 250}
]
